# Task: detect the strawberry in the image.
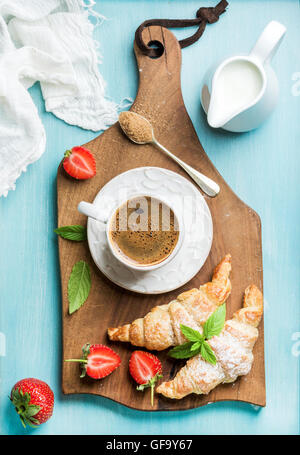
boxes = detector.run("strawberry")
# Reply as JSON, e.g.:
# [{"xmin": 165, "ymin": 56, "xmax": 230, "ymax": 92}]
[
  {"xmin": 10, "ymin": 378, "xmax": 54, "ymax": 428},
  {"xmin": 63, "ymin": 146, "xmax": 96, "ymax": 180},
  {"xmin": 129, "ymin": 351, "xmax": 163, "ymax": 406},
  {"xmin": 65, "ymin": 343, "xmax": 121, "ymax": 379}
]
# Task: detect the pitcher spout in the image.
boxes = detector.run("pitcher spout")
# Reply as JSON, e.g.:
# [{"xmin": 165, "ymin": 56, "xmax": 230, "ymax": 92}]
[
  {"xmin": 207, "ymin": 94, "xmax": 233, "ymax": 129},
  {"xmin": 207, "ymin": 78, "xmax": 238, "ymax": 129}
]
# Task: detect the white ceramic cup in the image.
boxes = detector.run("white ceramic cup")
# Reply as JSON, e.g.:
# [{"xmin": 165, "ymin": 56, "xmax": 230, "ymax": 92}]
[{"xmin": 78, "ymin": 193, "xmax": 184, "ymax": 272}]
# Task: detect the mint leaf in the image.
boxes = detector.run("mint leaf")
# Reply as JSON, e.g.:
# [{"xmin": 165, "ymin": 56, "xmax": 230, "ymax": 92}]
[
  {"xmin": 203, "ymin": 304, "xmax": 226, "ymax": 340},
  {"xmin": 168, "ymin": 342, "xmax": 197, "ymax": 359},
  {"xmin": 180, "ymin": 324, "xmax": 203, "ymax": 342},
  {"xmin": 171, "ymin": 306, "xmax": 226, "ymax": 364},
  {"xmin": 68, "ymin": 260, "xmax": 91, "ymax": 314},
  {"xmin": 200, "ymin": 341, "xmax": 217, "ymax": 365},
  {"xmin": 54, "ymin": 225, "xmax": 87, "ymax": 242},
  {"xmin": 191, "ymin": 341, "xmax": 201, "ymax": 352}
]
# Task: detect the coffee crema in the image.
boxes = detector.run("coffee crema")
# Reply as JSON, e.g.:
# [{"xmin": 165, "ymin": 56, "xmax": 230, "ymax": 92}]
[{"xmin": 109, "ymin": 196, "xmax": 179, "ymax": 267}]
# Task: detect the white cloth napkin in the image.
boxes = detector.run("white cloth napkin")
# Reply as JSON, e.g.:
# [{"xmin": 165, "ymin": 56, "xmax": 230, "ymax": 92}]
[{"xmin": 0, "ymin": 0, "xmax": 120, "ymax": 197}]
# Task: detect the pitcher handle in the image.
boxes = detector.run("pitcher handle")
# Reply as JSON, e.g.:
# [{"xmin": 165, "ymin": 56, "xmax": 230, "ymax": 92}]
[
  {"xmin": 250, "ymin": 20, "xmax": 286, "ymax": 64},
  {"xmin": 78, "ymin": 201, "xmax": 107, "ymax": 224}
]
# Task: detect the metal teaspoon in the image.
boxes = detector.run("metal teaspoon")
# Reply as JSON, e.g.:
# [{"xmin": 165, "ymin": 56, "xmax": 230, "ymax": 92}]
[{"xmin": 119, "ymin": 112, "xmax": 220, "ymax": 197}]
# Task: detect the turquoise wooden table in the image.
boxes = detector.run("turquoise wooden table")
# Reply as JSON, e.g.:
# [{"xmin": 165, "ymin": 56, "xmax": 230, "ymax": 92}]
[{"xmin": 0, "ymin": 0, "xmax": 299, "ymax": 435}]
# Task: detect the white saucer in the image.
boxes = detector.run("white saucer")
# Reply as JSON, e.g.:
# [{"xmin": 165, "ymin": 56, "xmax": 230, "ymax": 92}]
[{"xmin": 87, "ymin": 167, "xmax": 213, "ymax": 294}]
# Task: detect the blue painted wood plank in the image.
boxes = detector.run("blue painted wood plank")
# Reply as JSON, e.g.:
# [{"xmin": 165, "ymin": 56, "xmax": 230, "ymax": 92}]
[{"xmin": 0, "ymin": 0, "xmax": 299, "ymax": 435}]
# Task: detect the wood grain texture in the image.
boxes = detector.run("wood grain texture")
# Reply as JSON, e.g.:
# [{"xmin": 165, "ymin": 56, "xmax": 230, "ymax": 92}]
[{"xmin": 57, "ymin": 26, "xmax": 265, "ymax": 411}]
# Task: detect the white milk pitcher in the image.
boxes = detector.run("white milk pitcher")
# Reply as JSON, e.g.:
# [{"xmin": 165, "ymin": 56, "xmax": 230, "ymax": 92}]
[{"xmin": 201, "ymin": 21, "xmax": 286, "ymax": 132}]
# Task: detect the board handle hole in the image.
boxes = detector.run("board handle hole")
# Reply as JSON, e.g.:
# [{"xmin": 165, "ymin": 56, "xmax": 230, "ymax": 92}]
[{"xmin": 147, "ymin": 40, "xmax": 164, "ymax": 59}]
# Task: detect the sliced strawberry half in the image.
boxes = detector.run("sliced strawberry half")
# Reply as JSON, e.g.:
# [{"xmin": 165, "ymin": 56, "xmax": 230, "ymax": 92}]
[
  {"xmin": 65, "ymin": 344, "xmax": 121, "ymax": 379},
  {"xmin": 63, "ymin": 146, "xmax": 96, "ymax": 180},
  {"xmin": 129, "ymin": 351, "xmax": 163, "ymax": 406}
]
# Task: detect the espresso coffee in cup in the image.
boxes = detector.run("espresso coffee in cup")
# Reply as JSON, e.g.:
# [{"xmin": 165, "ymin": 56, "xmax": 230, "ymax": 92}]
[{"xmin": 108, "ymin": 196, "xmax": 179, "ymax": 267}]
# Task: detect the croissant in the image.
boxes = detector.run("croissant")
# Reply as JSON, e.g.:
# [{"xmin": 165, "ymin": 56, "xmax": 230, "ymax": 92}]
[
  {"xmin": 156, "ymin": 284, "xmax": 263, "ymax": 399},
  {"xmin": 108, "ymin": 254, "xmax": 232, "ymax": 351}
]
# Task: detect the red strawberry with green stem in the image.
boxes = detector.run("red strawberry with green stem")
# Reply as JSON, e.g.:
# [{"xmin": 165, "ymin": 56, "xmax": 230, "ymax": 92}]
[
  {"xmin": 63, "ymin": 146, "xmax": 96, "ymax": 180},
  {"xmin": 65, "ymin": 344, "xmax": 121, "ymax": 379},
  {"xmin": 129, "ymin": 351, "xmax": 163, "ymax": 406},
  {"xmin": 10, "ymin": 378, "xmax": 54, "ymax": 428}
]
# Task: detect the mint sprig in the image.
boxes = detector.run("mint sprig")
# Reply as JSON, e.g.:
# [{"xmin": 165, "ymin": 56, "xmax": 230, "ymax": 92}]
[
  {"xmin": 54, "ymin": 225, "xmax": 87, "ymax": 242},
  {"xmin": 168, "ymin": 304, "xmax": 226, "ymax": 364},
  {"xmin": 68, "ymin": 260, "xmax": 91, "ymax": 314}
]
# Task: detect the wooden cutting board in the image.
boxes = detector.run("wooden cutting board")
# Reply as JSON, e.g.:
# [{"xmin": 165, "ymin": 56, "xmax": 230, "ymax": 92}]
[{"xmin": 57, "ymin": 26, "xmax": 265, "ymax": 411}]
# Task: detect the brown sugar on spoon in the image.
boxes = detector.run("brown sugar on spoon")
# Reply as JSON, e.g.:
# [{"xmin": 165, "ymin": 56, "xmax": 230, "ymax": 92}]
[
  {"xmin": 118, "ymin": 111, "xmax": 220, "ymax": 197},
  {"xmin": 119, "ymin": 111, "xmax": 153, "ymax": 144}
]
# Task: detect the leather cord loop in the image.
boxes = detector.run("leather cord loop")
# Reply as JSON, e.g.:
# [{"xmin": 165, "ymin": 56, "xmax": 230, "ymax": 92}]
[
  {"xmin": 135, "ymin": 1, "xmax": 228, "ymax": 58},
  {"xmin": 197, "ymin": 7, "xmax": 220, "ymax": 24}
]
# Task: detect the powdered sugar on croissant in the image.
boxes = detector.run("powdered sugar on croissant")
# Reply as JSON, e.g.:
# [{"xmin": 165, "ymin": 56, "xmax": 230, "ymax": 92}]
[
  {"xmin": 156, "ymin": 285, "xmax": 263, "ymax": 399},
  {"xmin": 108, "ymin": 255, "xmax": 231, "ymax": 351}
]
